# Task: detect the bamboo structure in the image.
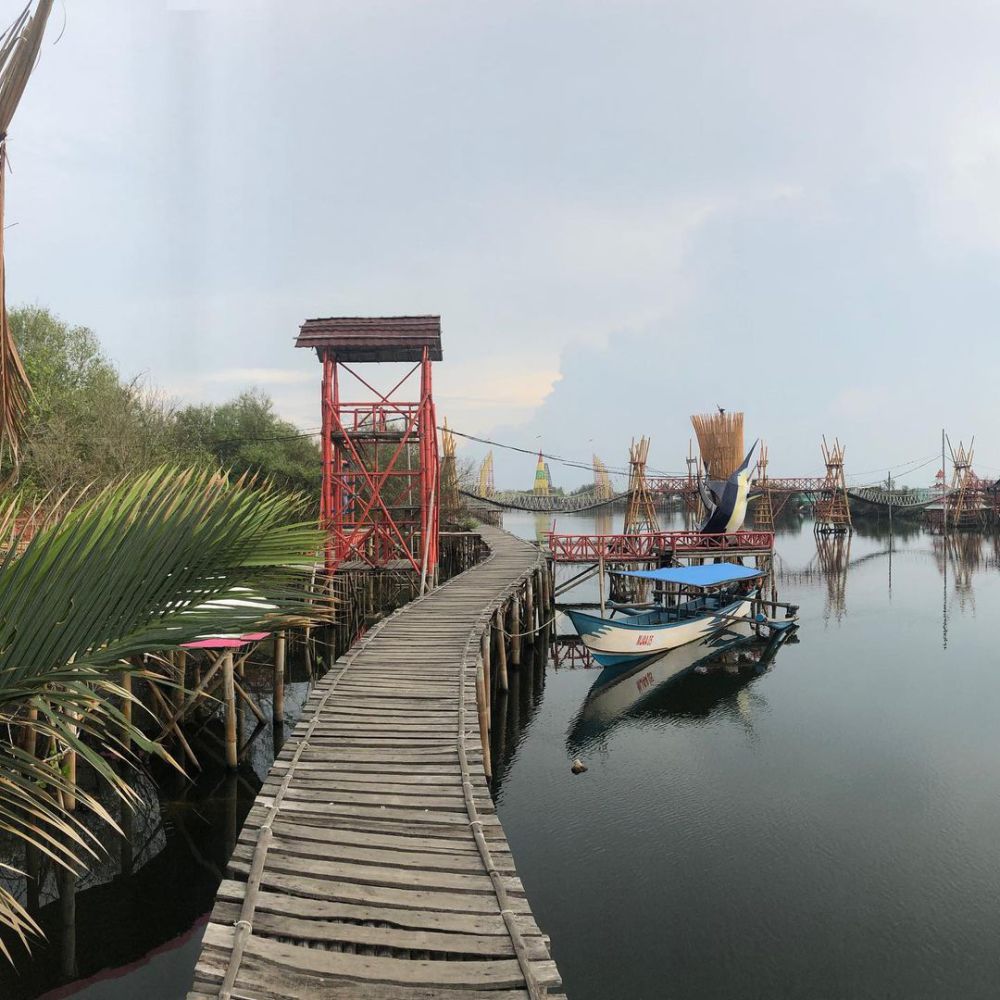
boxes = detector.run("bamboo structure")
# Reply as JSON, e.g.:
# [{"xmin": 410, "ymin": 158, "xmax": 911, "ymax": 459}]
[
  {"xmin": 440, "ymin": 420, "xmax": 460, "ymax": 522},
  {"xmin": 477, "ymin": 451, "xmax": 495, "ymax": 497},
  {"xmin": 691, "ymin": 410, "xmax": 744, "ymax": 479},
  {"xmin": 623, "ymin": 437, "xmax": 660, "ymax": 534},
  {"xmin": 619, "ymin": 437, "xmax": 659, "ymax": 605},
  {"xmin": 752, "ymin": 440, "xmax": 775, "ymax": 530},
  {"xmin": 946, "ymin": 438, "xmax": 984, "ymax": 529},
  {"xmin": 592, "ymin": 453, "xmax": 613, "ymax": 500},
  {"xmin": 815, "ymin": 436, "xmax": 852, "ymax": 534}
]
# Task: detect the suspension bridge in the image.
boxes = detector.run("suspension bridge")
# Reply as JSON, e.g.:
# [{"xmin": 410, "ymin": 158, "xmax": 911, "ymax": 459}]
[{"xmin": 462, "ymin": 482, "xmax": 949, "ymax": 515}]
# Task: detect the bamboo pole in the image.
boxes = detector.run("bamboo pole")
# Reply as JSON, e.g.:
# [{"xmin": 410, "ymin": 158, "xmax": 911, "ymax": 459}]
[
  {"xmin": 494, "ymin": 608, "xmax": 508, "ymax": 690},
  {"xmin": 121, "ymin": 669, "xmax": 132, "ymax": 751},
  {"xmin": 222, "ymin": 651, "xmax": 237, "ymax": 769},
  {"xmin": 173, "ymin": 649, "xmax": 187, "ymax": 712},
  {"xmin": 233, "ymin": 676, "xmax": 267, "ymax": 725},
  {"xmin": 147, "ymin": 679, "xmax": 200, "ymax": 769},
  {"xmin": 510, "ymin": 595, "xmax": 522, "ymax": 667},
  {"xmin": 273, "ymin": 630, "xmax": 286, "ymax": 725},
  {"xmin": 525, "ymin": 575, "xmax": 535, "ymax": 641}
]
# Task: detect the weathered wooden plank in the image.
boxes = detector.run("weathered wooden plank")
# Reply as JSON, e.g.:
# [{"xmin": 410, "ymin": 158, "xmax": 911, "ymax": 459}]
[
  {"xmin": 210, "ymin": 902, "xmax": 550, "ymax": 959},
  {"xmin": 224, "ymin": 866, "xmax": 532, "ymax": 914},
  {"xmin": 200, "ymin": 924, "xmax": 542, "ymax": 989},
  {"xmin": 239, "ymin": 820, "xmax": 507, "ymax": 856},
  {"xmin": 214, "ymin": 882, "xmax": 541, "ymax": 937}
]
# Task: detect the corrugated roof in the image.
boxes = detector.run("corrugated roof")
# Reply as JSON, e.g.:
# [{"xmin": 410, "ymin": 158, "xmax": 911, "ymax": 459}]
[{"xmin": 295, "ymin": 316, "xmax": 443, "ymax": 362}]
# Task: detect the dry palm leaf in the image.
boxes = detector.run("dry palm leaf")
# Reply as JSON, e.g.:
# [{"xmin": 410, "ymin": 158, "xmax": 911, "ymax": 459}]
[{"xmin": 0, "ymin": 1, "xmax": 53, "ymax": 472}]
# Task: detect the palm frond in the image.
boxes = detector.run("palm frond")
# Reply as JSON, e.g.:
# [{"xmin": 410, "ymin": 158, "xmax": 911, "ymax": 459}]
[{"xmin": 0, "ymin": 465, "xmax": 329, "ymax": 955}]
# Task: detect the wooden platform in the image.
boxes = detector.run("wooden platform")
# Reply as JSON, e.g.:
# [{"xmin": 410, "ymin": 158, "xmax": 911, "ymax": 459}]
[{"xmin": 189, "ymin": 525, "xmax": 562, "ymax": 999}]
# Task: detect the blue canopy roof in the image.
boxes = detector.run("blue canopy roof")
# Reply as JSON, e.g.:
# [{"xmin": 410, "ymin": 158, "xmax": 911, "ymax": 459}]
[{"xmin": 611, "ymin": 563, "xmax": 763, "ymax": 588}]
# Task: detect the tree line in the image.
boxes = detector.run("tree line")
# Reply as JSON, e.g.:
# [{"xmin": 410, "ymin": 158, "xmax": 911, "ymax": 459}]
[{"xmin": 6, "ymin": 306, "xmax": 321, "ymax": 499}]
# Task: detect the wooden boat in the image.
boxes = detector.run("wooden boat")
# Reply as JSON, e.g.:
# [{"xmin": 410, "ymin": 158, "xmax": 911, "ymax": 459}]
[{"xmin": 564, "ymin": 563, "xmax": 764, "ymax": 668}]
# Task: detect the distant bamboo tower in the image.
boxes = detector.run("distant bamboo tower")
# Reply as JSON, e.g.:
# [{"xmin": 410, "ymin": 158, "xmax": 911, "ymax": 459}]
[
  {"xmin": 691, "ymin": 410, "xmax": 744, "ymax": 479},
  {"xmin": 477, "ymin": 451, "xmax": 494, "ymax": 497},
  {"xmin": 752, "ymin": 441, "xmax": 775, "ymax": 531},
  {"xmin": 815, "ymin": 436, "xmax": 852, "ymax": 534},
  {"xmin": 946, "ymin": 438, "xmax": 983, "ymax": 529},
  {"xmin": 532, "ymin": 450, "xmax": 551, "ymax": 496},
  {"xmin": 440, "ymin": 421, "xmax": 459, "ymax": 521},
  {"xmin": 592, "ymin": 454, "xmax": 613, "ymax": 500},
  {"xmin": 624, "ymin": 437, "xmax": 660, "ymax": 534}
]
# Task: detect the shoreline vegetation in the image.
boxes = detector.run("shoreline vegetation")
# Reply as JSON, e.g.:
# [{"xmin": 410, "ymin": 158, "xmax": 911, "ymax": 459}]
[{"xmin": 4, "ymin": 305, "xmax": 321, "ymax": 502}]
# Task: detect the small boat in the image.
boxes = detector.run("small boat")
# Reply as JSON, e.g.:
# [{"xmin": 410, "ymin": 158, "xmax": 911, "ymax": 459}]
[{"xmin": 564, "ymin": 562, "xmax": 766, "ymax": 669}]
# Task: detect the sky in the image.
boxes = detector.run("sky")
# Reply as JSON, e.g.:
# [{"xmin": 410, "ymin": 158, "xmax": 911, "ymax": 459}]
[{"xmin": 7, "ymin": 0, "xmax": 1000, "ymax": 490}]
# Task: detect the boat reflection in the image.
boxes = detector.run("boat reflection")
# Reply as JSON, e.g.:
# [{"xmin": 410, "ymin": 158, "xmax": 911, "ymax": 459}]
[{"xmin": 567, "ymin": 624, "xmax": 794, "ymax": 753}]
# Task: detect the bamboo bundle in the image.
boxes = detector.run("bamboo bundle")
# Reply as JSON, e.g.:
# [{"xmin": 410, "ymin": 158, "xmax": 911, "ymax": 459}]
[
  {"xmin": 691, "ymin": 410, "xmax": 744, "ymax": 480},
  {"xmin": 592, "ymin": 453, "xmax": 613, "ymax": 500},
  {"xmin": 0, "ymin": 1, "xmax": 54, "ymax": 473},
  {"xmin": 624, "ymin": 436, "xmax": 659, "ymax": 534},
  {"xmin": 440, "ymin": 420, "xmax": 459, "ymax": 516},
  {"xmin": 478, "ymin": 451, "xmax": 494, "ymax": 497}
]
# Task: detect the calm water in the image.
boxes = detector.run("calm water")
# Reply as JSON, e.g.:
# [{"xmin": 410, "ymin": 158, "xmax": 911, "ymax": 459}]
[
  {"xmin": 496, "ymin": 509, "xmax": 1000, "ymax": 999},
  {"xmin": 6, "ymin": 510, "xmax": 1000, "ymax": 998}
]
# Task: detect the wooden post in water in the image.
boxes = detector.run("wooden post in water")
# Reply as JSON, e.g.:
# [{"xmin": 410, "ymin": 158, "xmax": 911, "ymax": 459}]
[
  {"xmin": 494, "ymin": 609, "xmax": 508, "ymax": 691},
  {"xmin": 598, "ymin": 554, "xmax": 606, "ymax": 617},
  {"xmin": 510, "ymin": 595, "xmax": 522, "ymax": 667},
  {"xmin": 273, "ymin": 630, "xmax": 286, "ymax": 725},
  {"xmin": 486, "ymin": 617, "xmax": 504, "ymax": 693},
  {"xmin": 525, "ymin": 576, "xmax": 535, "ymax": 642},
  {"xmin": 222, "ymin": 651, "xmax": 238, "ymax": 769}
]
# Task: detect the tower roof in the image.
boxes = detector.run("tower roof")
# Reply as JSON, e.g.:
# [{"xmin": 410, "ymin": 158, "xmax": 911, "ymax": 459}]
[{"xmin": 296, "ymin": 316, "xmax": 443, "ymax": 363}]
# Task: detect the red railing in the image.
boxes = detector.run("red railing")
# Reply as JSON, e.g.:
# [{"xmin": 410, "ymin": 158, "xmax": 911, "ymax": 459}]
[{"xmin": 547, "ymin": 530, "xmax": 775, "ymax": 562}]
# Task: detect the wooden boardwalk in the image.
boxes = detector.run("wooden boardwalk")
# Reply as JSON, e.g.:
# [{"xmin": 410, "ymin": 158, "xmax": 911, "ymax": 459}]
[{"xmin": 189, "ymin": 525, "xmax": 562, "ymax": 999}]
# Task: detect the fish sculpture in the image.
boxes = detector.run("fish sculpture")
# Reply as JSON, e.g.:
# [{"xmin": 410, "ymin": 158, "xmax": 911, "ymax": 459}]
[{"xmin": 698, "ymin": 441, "xmax": 758, "ymax": 534}]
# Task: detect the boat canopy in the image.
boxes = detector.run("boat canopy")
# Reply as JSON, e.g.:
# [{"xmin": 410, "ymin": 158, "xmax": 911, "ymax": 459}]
[{"xmin": 611, "ymin": 563, "xmax": 763, "ymax": 588}]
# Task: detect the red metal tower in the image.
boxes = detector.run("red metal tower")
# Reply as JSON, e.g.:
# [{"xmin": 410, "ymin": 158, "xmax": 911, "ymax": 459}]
[{"xmin": 296, "ymin": 316, "xmax": 441, "ymax": 583}]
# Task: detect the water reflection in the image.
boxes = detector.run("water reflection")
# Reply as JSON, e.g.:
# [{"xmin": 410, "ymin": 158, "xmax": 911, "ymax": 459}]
[{"xmin": 567, "ymin": 626, "xmax": 792, "ymax": 754}]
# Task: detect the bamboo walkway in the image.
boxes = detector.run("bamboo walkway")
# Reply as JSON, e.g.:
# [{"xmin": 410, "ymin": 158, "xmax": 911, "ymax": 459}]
[{"xmin": 189, "ymin": 525, "xmax": 562, "ymax": 999}]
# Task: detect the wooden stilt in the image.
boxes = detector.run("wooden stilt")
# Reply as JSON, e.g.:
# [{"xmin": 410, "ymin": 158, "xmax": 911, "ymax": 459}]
[
  {"xmin": 222, "ymin": 651, "xmax": 237, "ymax": 769},
  {"xmin": 525, "ymin": 576, "xmax": 535, "ymax": 642},
  {"xmin": 147, "ymin": 680, "xmax": 200, "ymax": 768},
  {"xmin": 494, "ymin": 609, "xmax": 508, "ymax": 691},
  {"xmin": 510, "ymin": 596, "xmax": 522, "ymax": 667},
  {"xmin": 273, "ymin": 630, "xmax": 286, "ymax": 725},
  {"xmin": 120, "ymin": 669, "xmax": 132, "ymax": 751}
]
